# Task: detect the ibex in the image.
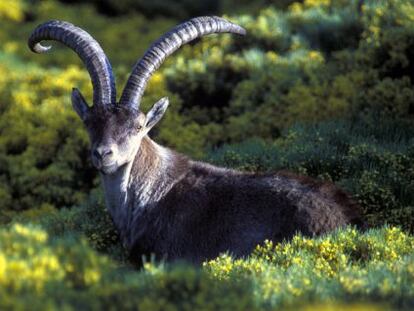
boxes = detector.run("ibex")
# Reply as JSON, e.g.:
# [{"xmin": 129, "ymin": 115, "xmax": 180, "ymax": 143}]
[{"xmin": 29, "ymin": 17, "xmax": 364, "ymax": 264}]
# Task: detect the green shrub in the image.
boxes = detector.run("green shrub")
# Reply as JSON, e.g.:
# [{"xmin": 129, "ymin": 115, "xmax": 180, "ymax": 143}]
[
  {"xmin": 0, "ymin": 58, "xmax": 95, "ymax": 213},
  {"xmin": 205, "ymin": 226, "xmax": 414, "ymax": 310},
  {"xmin": 11, "ymin": 188, "xmax": 125, "ymax": 261},
  {"xmin": 0, "ymin": 223, "xmax": 256, "ymax": 311},
  {"xmin": 162, "ymin": 0, "xmax": 414, "ymax": 146},
  {"xmin": 1, "ymin": 0, "xmax": 177, "ymax": 67},
  {"xmin": 1, "ymin": 223, "xmax": 413, "ymax": 310},
  {"xmin": 207, "ymin": 118, "xmax": 414, "ymax": 232},
  {"xmin": 60, "ymin": 0, "xmax": 220, "ymax": 19},
  {"xmin": 34, "ymin": 189, "xmax": 122, "ymax": 254},
  {"xmin": 58, "ymin": 0, "xmax": 301, "ymax": 19}
]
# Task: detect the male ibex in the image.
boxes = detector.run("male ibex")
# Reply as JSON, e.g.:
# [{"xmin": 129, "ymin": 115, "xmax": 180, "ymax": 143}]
[{"xmin": 29, "ymin": 17, "xmax": 364, "ymax": 263}]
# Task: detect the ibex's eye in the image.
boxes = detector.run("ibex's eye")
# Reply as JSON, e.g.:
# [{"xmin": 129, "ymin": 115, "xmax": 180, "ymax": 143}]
[{"xmin": 131, "ymin": 122, "xmax": 143, "ymax": 134}]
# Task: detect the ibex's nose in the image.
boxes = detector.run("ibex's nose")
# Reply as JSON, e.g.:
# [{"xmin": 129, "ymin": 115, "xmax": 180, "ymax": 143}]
[{"xmin": 93, "ymin": 146, "xmax": 113, "ymax": 160}]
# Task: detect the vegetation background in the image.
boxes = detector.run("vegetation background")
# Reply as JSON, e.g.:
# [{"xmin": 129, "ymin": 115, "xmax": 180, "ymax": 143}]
[{"xmin": 0, "ymin": 0, "xmax": 413, "ymax": 309}]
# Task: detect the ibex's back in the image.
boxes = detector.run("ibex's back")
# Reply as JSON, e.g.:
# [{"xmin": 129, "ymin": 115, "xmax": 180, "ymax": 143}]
[{"xmin": 29, "ymin": 17, "xmax": 364, "ymax": 264}]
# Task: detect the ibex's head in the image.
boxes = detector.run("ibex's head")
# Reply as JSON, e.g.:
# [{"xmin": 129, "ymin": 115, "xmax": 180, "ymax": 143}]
[
  {"xmin": 28, "ymin": 17, "xmax": 245, "ymax": 174},
  {"xmin": 70, "ymin": 92, "xmax": 168, "ymax": 174}
]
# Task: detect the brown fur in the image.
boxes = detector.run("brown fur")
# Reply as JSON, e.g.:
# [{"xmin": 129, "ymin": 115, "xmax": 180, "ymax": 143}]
[
  {"xmin": 77, "ymin": 107, "xmax": 365, "ymax": 265},
  {"xmin": 72, "ymin": 76, "xmax": 366, "ymax": 265},
  {"xmin": 276, "ymin": 170, "xmax": 366, "ymax": 229},
  {"xmin": 125, "ymin": 139, "xmax": 366, "ymax": 264}
]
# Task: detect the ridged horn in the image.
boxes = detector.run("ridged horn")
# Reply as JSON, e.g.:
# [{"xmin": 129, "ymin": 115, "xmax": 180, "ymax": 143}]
[
  {"xmin": 28, "ymin": 20, "xmax": 116, "ymax": 106},
  {"xmin": 120, "ymin": 16, "xmax": 246, "ymax": 109}
]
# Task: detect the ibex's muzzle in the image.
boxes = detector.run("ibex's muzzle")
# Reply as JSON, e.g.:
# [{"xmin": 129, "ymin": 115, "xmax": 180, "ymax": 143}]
[
  {"xmin": 93, "ymin": 146, "xmax": 113, "ymax": 160},
  {"xmin": 92, "ymin": 145, "xmax": 116, "ymax": 172}
]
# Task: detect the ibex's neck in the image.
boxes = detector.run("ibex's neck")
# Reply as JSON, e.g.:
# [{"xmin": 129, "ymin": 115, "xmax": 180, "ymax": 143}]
[
  {"xmin": 101, "ymin": 136, "xmax": 188, "ymax": 247},
  {"xmin": 101, "ymin": 158, "xmax": 132, "ymax": 237},
  {"xmin": 130, "ymin": 136, "xmax": 178, "ymax": 208}
]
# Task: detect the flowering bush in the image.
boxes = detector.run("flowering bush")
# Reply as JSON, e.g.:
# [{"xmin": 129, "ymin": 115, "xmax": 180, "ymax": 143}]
[
  {"xmin": 0, "ymin": 223, "xmax": 412, "ymax": 310},
  {"xmin": 0, "ymin": 223, "xmax": 255, "ymax": 310},
  {"xmin": 204, "ymin": 226, "xmax": 414, "ymax": 309}
]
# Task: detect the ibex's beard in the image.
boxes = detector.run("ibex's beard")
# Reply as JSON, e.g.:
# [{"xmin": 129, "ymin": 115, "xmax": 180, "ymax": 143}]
[
  {"xmin": 92, "ymin": 157, "xmax": 119, "ymax": 175},
  {"xmin": 99, "ymin": 163, "xmax": 119, "ymax": 175}
]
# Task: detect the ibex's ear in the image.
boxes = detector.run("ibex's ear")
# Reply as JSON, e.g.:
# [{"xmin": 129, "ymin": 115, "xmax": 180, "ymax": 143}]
[
  {"xmin": 71, "ymin": 88, "xmax": 89, "ymax": 120},
  {"xmin": 144, "ymin": 97, "xmax": 169, "ymax": 131}
]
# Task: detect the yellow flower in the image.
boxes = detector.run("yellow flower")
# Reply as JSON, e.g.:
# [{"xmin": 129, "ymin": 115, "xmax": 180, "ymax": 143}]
[
  {"xmin": 0, "ymin": 0, "xmax": 25, "ymax": 22},
  {"xmin": 0, "ymin": 254, "xmax": 6, "ymax": 283},
  {"xmin": 304, "ymin": 0, "xmax": 331, "ymax": 8},
  {"xmin": 308, "ymin": 51, "xmax": 324, "ymax": 62},
  {"xmin": 84, "ymin": 269, "xmax": 101, "ymax": 285},
  {"xmin": 3, "ymin": 41, "xmax": 19, "ymax": 54},
  {"xmin": 292, "ymin": 256, "xmax": 303, "ymax": 265}
]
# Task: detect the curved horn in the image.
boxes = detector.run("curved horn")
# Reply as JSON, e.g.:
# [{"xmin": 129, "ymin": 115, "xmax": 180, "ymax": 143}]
[
  {"xmin": 28, "ymin": 20, "xmax": 116, "ymax": 106},
  {"xmin": 120, "ymin": 16, "xmax": 246, "ymax": 109}
]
